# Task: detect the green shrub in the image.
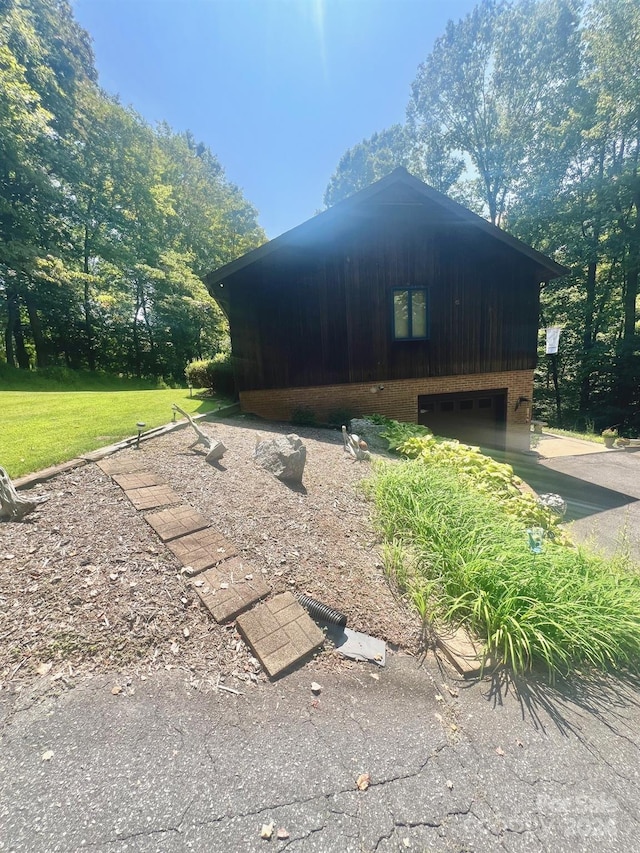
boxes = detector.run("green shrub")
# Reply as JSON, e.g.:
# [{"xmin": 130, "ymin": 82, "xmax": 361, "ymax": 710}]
[
  {"xmin": 362, "ymin": 413, "xmax": 394, "ymax": 426},
  {"xmin": 380, "ymin": 420, "xmax": 432, "ymax": 450},
  {"xmin": 37, "ymin": 365, "xmax": 76, "ymax": 385},
  {"xmin": 184, "ymin": 359, "xmax": 211, "ymax": 390},
  {"xmin": 382, "ymin": 421, "xmax": 559, "ymax": 533},
  {"xmin": 209, "ymin": 352, "xmax": 236, "ymax": 398},
  {"xmin": 184, "ymin": 354, "xmax": 235, "ymax": 398},
  {"xmin": 327, "ymin": 407, "xmax": 357, "ymax": 427}
]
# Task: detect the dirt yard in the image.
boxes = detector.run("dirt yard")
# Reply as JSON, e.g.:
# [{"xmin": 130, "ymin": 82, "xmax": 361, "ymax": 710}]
[{"xmin": 0, "ymin": 416, "xmax": 419, "ymax": 693}]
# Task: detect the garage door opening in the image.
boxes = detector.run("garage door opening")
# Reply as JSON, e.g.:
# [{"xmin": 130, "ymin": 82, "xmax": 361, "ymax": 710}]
[{"xmin": 418, "ymin": 390, "xmax": 507, "ymax": 450}]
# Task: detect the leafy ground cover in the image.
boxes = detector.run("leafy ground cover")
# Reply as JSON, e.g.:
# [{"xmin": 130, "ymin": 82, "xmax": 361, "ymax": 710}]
[
  {"xmin": 365, "ymin": 420, "xmax": 640, "ymax": 676},
  {"xmin": 0, "ymin": 368, "xmax": 226, "ymax": 477}
]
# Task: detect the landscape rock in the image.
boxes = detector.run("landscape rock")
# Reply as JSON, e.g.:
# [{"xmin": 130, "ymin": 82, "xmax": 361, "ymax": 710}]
[
  {"xmin": 538, "ymin": 492, "xmax": 567, "ymax": 518},
  {"xmin": 253, "ymin": 434, "xmax": 306, "ymax": 484}
]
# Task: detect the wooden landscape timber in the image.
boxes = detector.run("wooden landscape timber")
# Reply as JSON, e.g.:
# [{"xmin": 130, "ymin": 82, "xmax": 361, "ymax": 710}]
[{"xmin": 172, "ymin": 404, "xmax": 227, "ymax": 463}]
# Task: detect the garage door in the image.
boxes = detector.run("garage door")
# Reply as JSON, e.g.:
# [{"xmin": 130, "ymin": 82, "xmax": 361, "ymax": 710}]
[{"xmin": 418, "ymin": 390, "xmax": 507, "ymax": 450}]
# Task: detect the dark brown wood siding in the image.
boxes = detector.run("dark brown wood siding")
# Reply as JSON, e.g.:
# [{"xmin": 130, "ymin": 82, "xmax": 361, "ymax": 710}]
[{"xmin": 221, "ymin": 206, "xmax": 541, "ymax": 392}]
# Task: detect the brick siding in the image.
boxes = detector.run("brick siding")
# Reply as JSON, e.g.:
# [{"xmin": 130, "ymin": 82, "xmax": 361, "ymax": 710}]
[{"xmin": 240, "ymin": 370, "xmax": 534, "ymax": 452}]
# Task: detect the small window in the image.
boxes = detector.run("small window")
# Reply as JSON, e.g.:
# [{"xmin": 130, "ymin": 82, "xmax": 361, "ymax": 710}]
[
  {"xmin": 478, "ymin": 398, "xmax": 492, "ymax": 409},
  {"xmin": 393, "ymin": 288, "xmax": 429, "ymax": 340},
  {"xmin": 440, "ymin": 401, "xmax": 454, "ymax": 412},
  {"xmin": 459, "ymin": 399, "xmax": 473, "ymax": 411}
]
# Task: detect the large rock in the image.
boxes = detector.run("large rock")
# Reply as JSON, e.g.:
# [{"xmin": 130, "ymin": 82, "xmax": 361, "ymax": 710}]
[{"xmin": 253, "ymin": 434, "xmax": 306, "ymax": 484}]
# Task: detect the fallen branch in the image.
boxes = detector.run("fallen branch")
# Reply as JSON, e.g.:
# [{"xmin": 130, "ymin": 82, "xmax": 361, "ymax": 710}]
[
  {"xmin": 0, "ymin": 467, "xmax": 48, "ymax": 520},
  {"xmin": 172, "ymin": 404, "xmax": 227, "ymax": 463},
  {"xmin": 217, "ymin": 684, "xmax": 242, "ymax": 696}
]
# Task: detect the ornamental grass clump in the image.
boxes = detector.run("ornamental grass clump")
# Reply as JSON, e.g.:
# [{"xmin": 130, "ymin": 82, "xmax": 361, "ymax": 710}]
[{"xmin": 367, "ymin": 458, "xmax": 640, "ymax": 675}]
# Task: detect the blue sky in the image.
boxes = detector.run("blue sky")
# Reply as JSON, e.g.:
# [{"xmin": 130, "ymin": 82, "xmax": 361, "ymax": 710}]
[{"xmin": 73, "ymin": 0, "xmax": 477, "ymax": 239}]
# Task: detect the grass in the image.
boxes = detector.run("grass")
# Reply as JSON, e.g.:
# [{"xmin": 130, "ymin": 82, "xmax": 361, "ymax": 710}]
[
  {"xmin": 0, "ymin": 367, "xmax": 230, "ymax": 477},
  {"xmin": 0, "ymin": 363, "xmax": 178, "ymax": 392},
  {"xmin": 366, "ymin": 452, "xmax": 640, "ymax": 676},
  {"xmin": 544, "ymin": 426, "xmax": 603, "ymax": 444}
]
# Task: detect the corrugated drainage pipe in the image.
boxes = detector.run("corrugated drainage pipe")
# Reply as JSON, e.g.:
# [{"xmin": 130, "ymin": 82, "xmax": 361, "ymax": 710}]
[{"xmin": 297, "ymin": 594, "xmax": 348, "ymax": 628}]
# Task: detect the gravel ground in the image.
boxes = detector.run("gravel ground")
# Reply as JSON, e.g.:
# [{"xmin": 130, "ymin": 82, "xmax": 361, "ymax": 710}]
[{"xmin": 0, "ymin": 416, "xmax": 419, "ymax": 694}]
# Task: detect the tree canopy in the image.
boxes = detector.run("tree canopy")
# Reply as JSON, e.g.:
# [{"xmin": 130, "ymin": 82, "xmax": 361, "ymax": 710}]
[{"xmin": 0, "ymin": 0, "xmax": 265, "ymax": 380}]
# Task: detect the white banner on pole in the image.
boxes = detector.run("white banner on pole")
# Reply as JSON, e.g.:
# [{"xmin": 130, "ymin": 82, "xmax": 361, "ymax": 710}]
[{"xmin": 546, "ymin": 327, "xmax": 562, "ymax": 355}]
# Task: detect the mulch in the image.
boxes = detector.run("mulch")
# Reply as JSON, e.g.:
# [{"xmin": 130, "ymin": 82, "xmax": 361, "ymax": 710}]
[{"xmin": 0, "ymin": 416, "xmax": 420, "ymax": 694}]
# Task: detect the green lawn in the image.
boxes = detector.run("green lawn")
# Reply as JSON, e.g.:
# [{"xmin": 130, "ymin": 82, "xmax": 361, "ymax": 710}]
[
  {"xmin": 544, "ymin": 426, "xmax": 603, "ymax": 444},
  {"xmin": 1, "ymin": 386, "xmax": 226, "ymax": 478}
]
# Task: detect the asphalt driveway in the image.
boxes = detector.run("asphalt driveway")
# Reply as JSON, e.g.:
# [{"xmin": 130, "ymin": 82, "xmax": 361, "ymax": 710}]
[
  {"xmin": 493, "ymin": 439, "xmax": 640, "ymax": 562},
  {"xmin": 2, "ymin": 653, "xmax": 640, "ymax": 852},
  {"xmin": 540, "ymin": 447, "xmax": 640, "ymax": 559}
]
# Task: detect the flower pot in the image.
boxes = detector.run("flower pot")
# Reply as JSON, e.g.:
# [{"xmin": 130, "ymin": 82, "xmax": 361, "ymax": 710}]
[{"xmin": 603, "ymin": 436, "xmax": 615, "ymax": 448}]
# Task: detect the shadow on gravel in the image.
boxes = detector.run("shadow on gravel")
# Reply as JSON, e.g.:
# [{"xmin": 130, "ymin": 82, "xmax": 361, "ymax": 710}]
[
  {"xmin": 205, "ymin": 412, "xmax": 347, "ymax": 446},
  {"xmin": 481, "ymin": 664, "xmax": 640, "ymax": 741}
]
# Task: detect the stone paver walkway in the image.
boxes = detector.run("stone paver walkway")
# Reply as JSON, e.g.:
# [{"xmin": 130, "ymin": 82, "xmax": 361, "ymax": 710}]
[
  {"xmin": 237, "ymin": 592, "xmax": 326, "ymax": 677},
  {"xmin": 144, "ymin": 504, "xmax": 209, "ymax": 542},
  {"xmin": 96, "ymin": 458, "xmax": 147, "ymax": 475},
  {"xmin": 100, "ymin": 460, "xmax": 325, "ymax": 678},
  {"xmin": 124, "ymin": 483, "xmax": 181, "ymax": 510},
  {"xmin": 193, "ymin": 557, "xmax": 270, "ymax": 623},
  {"xmin": 111, "ymin": 471, "xmax": 166, "ymax": 490},
  {"xmin": 166, "ymin": 527, "xmax": 238, "ymax": 574}
]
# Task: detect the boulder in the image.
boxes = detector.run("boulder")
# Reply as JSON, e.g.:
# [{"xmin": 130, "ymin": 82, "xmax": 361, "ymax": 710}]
[{"xmin": 253, "ymin": 434, "xmax": 306, "ymax": 484}]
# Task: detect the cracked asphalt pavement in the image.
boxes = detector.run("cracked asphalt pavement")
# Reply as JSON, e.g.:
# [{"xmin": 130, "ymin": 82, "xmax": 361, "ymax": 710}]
[{"xmin": 2, "ymin": 652, "xmax": 640, "ymax": 852}]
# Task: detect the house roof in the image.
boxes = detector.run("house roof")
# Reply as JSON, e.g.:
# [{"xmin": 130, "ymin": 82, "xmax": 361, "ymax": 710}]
[{"xmin": 205, "ymin": 167, "xmax": 569, "ymax": 287}]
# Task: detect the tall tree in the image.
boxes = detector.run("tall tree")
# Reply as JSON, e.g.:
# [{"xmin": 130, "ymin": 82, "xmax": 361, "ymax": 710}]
[
  {"xmin": 513, "ymin": 0, "xmax": 640, "ymax": 428},
  {"xmin": 0, "ymin": 0, "xmax": 95, "ymax": 367},
  {"xmin": 408, "ymin": 0, "xmax": 583, "ymax": 225},
  {"xmin": 584, "ymin": 0, "xmax": 640, "ymax": 425},
  {"xmin": 324, "ymin": 125, "xmax": 413, "ymax": 207},
  {"xmin": 324, "ymin": 123, "xmax": 463, "ymax": 207}
]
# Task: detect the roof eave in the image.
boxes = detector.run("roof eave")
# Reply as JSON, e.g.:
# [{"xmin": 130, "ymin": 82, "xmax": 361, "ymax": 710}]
[{"xmin": 204, "ymin": 168, "xmax": 570, "ymax": 287}]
